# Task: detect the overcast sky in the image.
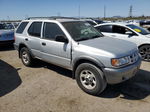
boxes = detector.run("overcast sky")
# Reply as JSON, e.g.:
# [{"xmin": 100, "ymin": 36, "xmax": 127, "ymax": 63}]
[{"xmin": 0, "ymin": 0, "xmax": 149, "ymax": 20}]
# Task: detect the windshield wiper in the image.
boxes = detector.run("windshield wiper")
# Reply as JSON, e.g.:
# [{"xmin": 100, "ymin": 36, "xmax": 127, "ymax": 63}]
[
  {"xmin": 76, "ymin": 35, "xmax": 101, "ymax": 41},
  {"xmin": 76, "ymin": 37, "xmax": 91, "ymax": 41},
  {"xmin": 91, "ymin": 35, "xmax": 101, "ymax": 39}
]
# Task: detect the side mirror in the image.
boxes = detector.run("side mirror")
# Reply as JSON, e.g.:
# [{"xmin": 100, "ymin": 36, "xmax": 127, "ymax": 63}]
[
  {"xmin": 125, "ymin": 31, "xmax": 136, "ymax": 37},
  {"xmin": 125, "ymin": 31, "xmax": 133, "ymax": 35},
  {"xmin": 55, "ymin": 35, "xmax": 68, "ymax": 43}
]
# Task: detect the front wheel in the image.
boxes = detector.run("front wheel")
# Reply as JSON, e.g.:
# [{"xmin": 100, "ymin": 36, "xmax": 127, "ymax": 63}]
[
  {"xmin": 75, "ymin": 63, "xmax": 107, "ymax": 95},
  {"xmin": 139, "ymin": 45, "xmax": 150, "ymax": 62}
]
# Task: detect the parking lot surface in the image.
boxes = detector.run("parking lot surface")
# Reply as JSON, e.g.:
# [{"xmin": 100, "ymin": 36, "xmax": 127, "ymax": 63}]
[{"xmin": 0, "ymin": 47, "xmax": 150, "ymax": 112}]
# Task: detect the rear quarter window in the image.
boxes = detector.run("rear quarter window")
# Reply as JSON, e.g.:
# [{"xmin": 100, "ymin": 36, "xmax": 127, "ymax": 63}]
[{"xmin": 16, "ymin": 22, "xmax": 29, "ymax": 34}]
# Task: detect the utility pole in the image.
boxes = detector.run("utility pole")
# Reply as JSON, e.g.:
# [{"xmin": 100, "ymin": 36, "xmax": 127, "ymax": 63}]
[
  {"xmin": 7, "ymin": 16, "xmax": 10, "ymax": 21},
  {"xmin": 104, "ymin": 5, "xmax": 106, "ymax": 19},
  {"xmin": 78, "ymin": 5, "xmax": 80, "ymax": 19},
  {"xmin": 57, "ymin": 12, "xmax": 61, "ymax": 17},
  {"xmin": 129, "ymin": 5, "xmax": 133, "ymax": 18}
]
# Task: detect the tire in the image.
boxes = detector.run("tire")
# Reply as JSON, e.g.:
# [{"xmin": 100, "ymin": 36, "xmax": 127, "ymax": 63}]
[
  {"xmin": 75, "ymin": 63, "xmax": 107, "ymax": 95},
  {"xmin": 139, "ymin": 45, "xmax": 150, "ymax": 62},
  {"xmin": 20, "ymin": 47, "xmax": 34, "ymax": 66}
]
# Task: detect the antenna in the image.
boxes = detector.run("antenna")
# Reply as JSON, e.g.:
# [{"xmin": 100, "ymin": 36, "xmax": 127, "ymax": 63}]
[
  {"xmin": 104, "ymin": 5, "xmax": 106, "ymax": 18},
  {"xmin": 78, "ymin": 5, "xmax": 80, "ymax": 19}
]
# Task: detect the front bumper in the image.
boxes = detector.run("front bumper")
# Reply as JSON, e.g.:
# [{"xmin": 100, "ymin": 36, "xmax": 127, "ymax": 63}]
[{"xmin": 104, "ymin": 58, "xmax": 141, "ymax": 84}]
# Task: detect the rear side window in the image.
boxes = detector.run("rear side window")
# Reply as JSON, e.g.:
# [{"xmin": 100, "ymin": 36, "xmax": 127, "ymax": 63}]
[
  {"xmin": 96, "ymin": 25, "xmax": 112, "ymax": 33},
  {"xmin": 28, "ymin": 22, "xmax": 42, "ymax": 37},
  {"xmin": 43, "ymin": 22, "xmax": 65, "ymax": 40},
  {"xmin": 16, "ymin": 22, "xmax": 28, "ymax": 33}
]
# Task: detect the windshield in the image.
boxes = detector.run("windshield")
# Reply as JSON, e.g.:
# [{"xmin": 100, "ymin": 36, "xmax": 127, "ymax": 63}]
[
  {"xmin": 62, "ymin": 21, "xmax": 103, "ymax": 41},
  {"xmin": 6, "ymin": 24, "xmax": 14, "ymax": 29},
  {"xmin": 127, "ymin": 24, "xmax": 150, "ymax": 35},
  {"xmin": 0, "ymin": 23, "xmax": 14, "ymax": 30},
  {"xmin": 0, "ymin": 24, "xmax": 5, "ymax": 30}
]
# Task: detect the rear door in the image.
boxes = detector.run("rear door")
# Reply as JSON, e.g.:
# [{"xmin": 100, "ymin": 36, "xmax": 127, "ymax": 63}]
[
  {"xmin": 27, "ymin": 22, "xmax": 42, "ymax": 58},
  {"xmin": 40, "ymin": 22, "xmax": 71, "ymax": 68}
]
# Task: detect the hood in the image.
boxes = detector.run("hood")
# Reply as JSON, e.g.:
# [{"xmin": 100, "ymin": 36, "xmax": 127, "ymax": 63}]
[{"xmin": 79, "ymin": 37, "xmax": 137, "ymax": 58}]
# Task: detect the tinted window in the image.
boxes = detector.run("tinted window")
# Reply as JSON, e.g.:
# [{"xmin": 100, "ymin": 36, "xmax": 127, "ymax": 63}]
[
  {"xmin": 28, "ymin": 22, "xmax": 42, "ymax": 37},
  {"xmin": 112, "ymin": 25, "xmax": 126, "ymax": 34},
  {"xmin": 96, "ymin": 25, "xmax": 112, "ymax": 32},
  {"xmin": 43, "ymin": 22, "xmax": 65, "ymax": 40},
  {"xmin": 112, "ymin": 25, "xmax": 137, "ymax": 35},
  {"xmin": 16, "ymin": 22, "xmax": 28, "ymax": 33}
]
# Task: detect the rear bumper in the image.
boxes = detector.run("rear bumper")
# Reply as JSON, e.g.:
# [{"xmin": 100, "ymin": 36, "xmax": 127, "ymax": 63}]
[
  {"xmin": 0, "ymin": 40, "xmax": 14, "ymax": 46},
  {"xmin": 104, "ymin": 58, "xmax": 141, "ymax": 84}
]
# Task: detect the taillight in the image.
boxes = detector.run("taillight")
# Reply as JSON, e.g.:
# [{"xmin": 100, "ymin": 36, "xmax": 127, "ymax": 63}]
[{"xmin": 14, "ymin": 35, "xmax": 16, "ymax": 41}]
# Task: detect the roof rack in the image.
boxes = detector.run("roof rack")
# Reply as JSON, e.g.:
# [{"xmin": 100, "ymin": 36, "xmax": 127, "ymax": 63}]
[{"xmin": 26, "ymin": 16, "xmax": 79, "ymax": 20}]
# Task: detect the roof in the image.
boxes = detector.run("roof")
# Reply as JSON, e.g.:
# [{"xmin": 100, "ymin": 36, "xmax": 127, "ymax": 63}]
[
  {"xmin": 95, "ymin": 22, "xmax": 131, "ymax": 27},
  {"xmin": 24, "ymin": 17, "xmax": 81, "ymax": 23}
]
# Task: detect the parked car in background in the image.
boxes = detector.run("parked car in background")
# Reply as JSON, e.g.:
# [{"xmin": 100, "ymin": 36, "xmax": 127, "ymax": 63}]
[
  {"xmin": 0, "ymin": 23, "xmax": 15, "ymax": 46},
  {"xmin": 140, "ymin": 20, "xmax": 150, "ymax": 32},
  {"xmin": 95, "ymin": 23, "xmax": 150, "ymax": 61},
  {"xmin": 140, "ymin": 20, "xmax": 150, "ymax": 27},
  {"xmin": 14, "ymin": 18, "xmax": 141, "ymax": 95},
  {"xmin": 82, "ymin": 19, "xmax": 104, "ymax": 26},
  {"xmin": 126, "ymin": 20, "xmax": 140, "ymax": 26}
]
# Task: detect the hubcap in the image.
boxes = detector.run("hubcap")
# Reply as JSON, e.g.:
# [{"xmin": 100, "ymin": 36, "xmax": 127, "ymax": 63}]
[
  {"xmin": 22, "ymin": 51, "xmax": 29, "ymax": 64},
  {"xmin": 80, "ymin": 70, "xmax": 96, "ymax": 90},
  {"xmin": 140, "ymin": 46, "xmax": 150, "ymax": 61}
]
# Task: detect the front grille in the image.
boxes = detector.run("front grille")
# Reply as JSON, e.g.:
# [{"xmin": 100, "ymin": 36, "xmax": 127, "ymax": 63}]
[{"xmin": 128, "ymin": 51, "xmax": 139, "ymax": 64}]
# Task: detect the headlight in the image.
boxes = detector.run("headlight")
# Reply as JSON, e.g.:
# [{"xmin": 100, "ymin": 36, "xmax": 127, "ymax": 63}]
[{"xmin": 111, "ymin": 57, "xmax": 129, "ymax": 67}]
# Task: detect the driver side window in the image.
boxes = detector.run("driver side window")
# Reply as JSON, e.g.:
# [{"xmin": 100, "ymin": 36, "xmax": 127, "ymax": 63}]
[{"xmin": 112, "ymin": 25, "xmax": 136, "ymax": 36}]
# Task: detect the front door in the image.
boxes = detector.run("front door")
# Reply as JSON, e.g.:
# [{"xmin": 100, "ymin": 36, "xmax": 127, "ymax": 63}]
[{"xmin": 40, "ymin": 22, "xmax": 71, "ymax": 69}]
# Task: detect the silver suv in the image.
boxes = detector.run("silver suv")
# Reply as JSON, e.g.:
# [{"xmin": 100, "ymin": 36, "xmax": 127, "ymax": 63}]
[{"xmin": 14, "ymin": 18, "xmax": 141, "ymax": 95}]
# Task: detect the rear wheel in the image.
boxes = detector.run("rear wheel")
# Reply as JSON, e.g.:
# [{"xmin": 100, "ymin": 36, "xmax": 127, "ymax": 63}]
[
  {"xmin": 20, "ymin": 47, "xmax": 34, "ymax": 66},
  {"xmin": 139, "ymin": 45, "xmax": 150, "ymax": 62},
  {"xmin": 75, "ymin": 63, "xmax": 107, "ymax": 95}
]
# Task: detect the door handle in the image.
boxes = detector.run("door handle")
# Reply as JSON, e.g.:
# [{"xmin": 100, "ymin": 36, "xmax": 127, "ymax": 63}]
[
  {"xmin": 25, "ymin": 38, "xmax": 28, "ymax": 41},
  {"xmin": 42, "ymin": 42, "xmax": 46, "ymax": 46}
]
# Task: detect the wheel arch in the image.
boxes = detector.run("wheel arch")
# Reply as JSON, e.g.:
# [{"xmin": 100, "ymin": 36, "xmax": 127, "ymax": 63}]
[
  {"xmin": 138, "ymin": 44, "xmax": 150, "ymax": 49},
  {"xmin": 18, "ymin": 43, "xmax": 34, "ymax": 58},
  {"xmin": 72, "ymin": 56, "xmax": 105, "ymax": 79}
]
